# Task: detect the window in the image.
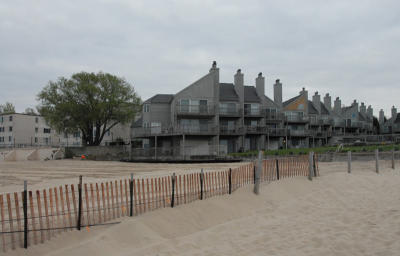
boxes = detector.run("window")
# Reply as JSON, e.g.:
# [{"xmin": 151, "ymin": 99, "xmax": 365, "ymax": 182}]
[
  {"xmin": 143, "ymin": 122, "xmax": 150, "ymax": 128},
  {"xmin": 35, "ymin": 137, "xmax": 38, "ymax": 143},
  {"xmin": 35, "ymin": 117, "xmax": 38, "ymax": 123},
  {"xmin": 9, "ymin": 126, "xmax": 12, "ymax": 132},
  {"xmin": 9, "ymin": 136, "xmax": 12, "ymax": 142},
  {"xmin": 143, "ymin": 104, "xmax": 150, "ymax": 112},
  {"xmin": 73, "ymin": 131, "xmax": 80, "ymax": 138},
  {"xmin": 35, "ymin": 127, "xmax": 38, "ymax": 133},
  {"xmin": 64, "ymin": 133, "xmax": 68, "ymax": 138},
  {"xmin": 0, "ymin": 117, "xmax": 3, "ymax": 123},
  {"xmin": 220, "ymin": 103, "xmax": 237, "ymax": 114},
  {"xmin": 43, "ymin": 128, "xmax": 51, "ymax": 133},
  {"xmin": 9, "ymin": 116, "xmax": 13, "ymax": 121},
  {"xmin": 244, "ymin": 103, "xmax": 260, "ymax": 115},
  {"xmin": 180, "ymin": 99, "xmax": 190, "ymax": 112}
]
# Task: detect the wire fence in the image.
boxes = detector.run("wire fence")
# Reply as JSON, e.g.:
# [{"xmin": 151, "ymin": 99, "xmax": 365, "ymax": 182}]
[{"xmin": 0, "ymin": 154, "xmax": 317, "ymax": 252}]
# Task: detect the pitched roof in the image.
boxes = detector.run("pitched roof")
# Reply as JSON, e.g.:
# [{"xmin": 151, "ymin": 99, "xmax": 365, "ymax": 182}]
[
  {"xmin": 283, "ymin": 95, "xmax": 301, "ymax": 108},
  {"xmin": 386, "ymin": 113, "xmax": 400, "ymax": 124},
  {"xmin": 320, "ymin": 102, "xmax": 330, "ymax": 115},
  {"xmin": 144, "ymin": 94, "xmax": 174, "ymax": 104},
  {"xmin": 244, "ymin": 86, "xmax": 261, "ymax": 102},
  {"xmin": 308, "ymin": 101, "xmax": 318, "ymax": 115},
  {"xmin": 358, "ymin": 112, "xmax": 366, "ymax": 121},
  {"xmin": 219, "ymin": 83, "xmax": 239, "ymax": 101}
]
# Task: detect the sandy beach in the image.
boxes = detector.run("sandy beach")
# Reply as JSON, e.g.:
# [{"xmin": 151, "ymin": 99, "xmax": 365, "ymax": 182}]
[{"xmin": 4, "ymin": 160, "xmax": 400, "ymax": 255}]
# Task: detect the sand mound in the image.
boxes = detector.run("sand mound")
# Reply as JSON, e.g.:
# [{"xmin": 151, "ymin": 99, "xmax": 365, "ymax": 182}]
[{"xmin": 8, "ymin": 162, "xmax": 400, "ymax": 256}]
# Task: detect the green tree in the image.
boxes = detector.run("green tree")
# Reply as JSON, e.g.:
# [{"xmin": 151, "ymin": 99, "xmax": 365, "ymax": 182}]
[
  {"xmin": 37, "ymin": 72, "xmax": 141, "ymax": 146},
  {"xmin": 24, "ymin": 107, "xmax": 37, "ymax": 115},
  {"xmin": 0, "ymin": 102, "xmax": 16, "ymax": 114}
]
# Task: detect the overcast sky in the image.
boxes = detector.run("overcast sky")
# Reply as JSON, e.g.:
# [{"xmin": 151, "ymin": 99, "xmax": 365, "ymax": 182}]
[{"xmin": 1, "ymin": 0, "xmax": 399, "ymax": 117}]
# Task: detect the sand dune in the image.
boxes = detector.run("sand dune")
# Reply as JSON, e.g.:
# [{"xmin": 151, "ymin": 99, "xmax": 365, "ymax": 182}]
[{"xmin": 7, "ymin": 161, "xmax": 400, "ymax": 255}]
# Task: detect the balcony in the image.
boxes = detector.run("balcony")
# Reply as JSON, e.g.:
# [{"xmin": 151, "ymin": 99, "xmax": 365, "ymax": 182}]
[
  {"xmin": 309, "ymin": 118, "xmax": 323, "ymax": 126},
  {"xmin": 244, "ymin": 108, "xmax": 264, "ymax": 117},
  {"xmin": 219, "ymin": 125, "xmax": 243, "ymax": 135},
  {"xmin": 265, "ymin": 112, "xmax": 284, "ymax": 122},
  {"xmin": 285, "ymin": 115, "xmax": 309, "ymax": 123},
  {"xmin": 219, "ymin": 107, "xmax": 242, "ymax": 117},
  {"xmin": 176, "ymin": 104, "xmax": 215, "ymax": 116},
  {"xmin": 333, "ymin": 119, "xmax": 345, "ymax": 127},
  {"xmin": 266, "ymin": 128, "xmax": 287, "ymax": 137},
  {"xmin": 245, "ymin": 126, "xmax": 266, "ymax": 134},
  {"xmin": 288, "ymin": 130, "xmax": 308, "ymax": 136},
  {"xmin": 349, "ymin": 121, "xmax": 362, "ymax": 128},
  {"xmin": 132, "ymin": 125, "xmax": 217, "ymax": 137}
]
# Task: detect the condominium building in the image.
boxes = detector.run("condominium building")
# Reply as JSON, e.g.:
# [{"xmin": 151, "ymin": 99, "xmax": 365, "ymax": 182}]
[
  {"xmin": 131, "ymin": 61, "xmax": 375, "ymax": 159},
  {"xmin": 0, "ymin": 113, "xmax": 60, "ymax": 147},
  {"xmin": 380, "ymin": 106, "xmax": 400, "ymax": 134}
]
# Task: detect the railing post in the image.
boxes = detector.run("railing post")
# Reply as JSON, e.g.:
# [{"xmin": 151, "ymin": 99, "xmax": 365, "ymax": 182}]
[
  {"xmin": 275, "ymin": 159, "xmax": 280, "ymax": 180},
  {"xmin": 23, "ymin": 180, "xmax": 28, "ymax": 249},
  {"xmin": 171, "ymin": 173, "xmax": 175, "ymax": 208},
  {"xmin": 200, "ymin": 169, "xmax": 204, "ymax": 200},
  {"xmin": 228, "ymin": 168, "xmax": 232, "ymax": 194},
  {"xmin": 129, "ymin": 173, "xmax": 133, "ymax": 217},
  {"xmin": 308, "ymin": 152, "xmax": 314, "ymax": 181},
  {"xmin": 347, "ymin": 151, "xmax": 352, "ymax": 174},
  {"xmin": 375, "ymin": 149, "xmax": 379, "ymax": 173},
  {"xmin": 77, "ymin": 175, "xmax": 82, "ymax": 230}
]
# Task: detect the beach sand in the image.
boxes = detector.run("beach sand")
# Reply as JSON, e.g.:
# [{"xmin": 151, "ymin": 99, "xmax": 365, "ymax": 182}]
[{"xmin": 5, "ymin": 160, "xmax": 400, "ymax": 255}]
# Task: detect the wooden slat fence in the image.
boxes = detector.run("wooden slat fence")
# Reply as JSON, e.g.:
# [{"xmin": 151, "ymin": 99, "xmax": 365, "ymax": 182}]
[{"xmin": 0, "ymin": 154, "xmax": 318, "ymax": 252}]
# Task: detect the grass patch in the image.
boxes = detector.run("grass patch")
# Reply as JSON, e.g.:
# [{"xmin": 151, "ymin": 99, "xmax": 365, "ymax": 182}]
[{"xmin": 229, "ymin": 144, "xmax": 398, "ymax": 158}]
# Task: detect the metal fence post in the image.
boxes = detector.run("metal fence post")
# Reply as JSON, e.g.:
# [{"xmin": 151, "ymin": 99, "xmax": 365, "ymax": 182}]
[
  {"xmin": 275, "ymin": 159, "xmax": 280, "ymax": 180},
  {"xmin": 77, "ymin": 175, "xmax": 82, "ymax": 230},
  {"xmin": 130, "ymin": 173, "xmax": 133, "ymax": 217},
  {"xmin": 375, "ymin": 149, "xmax": 379, "ymax": 173},
  {"xmin": 347, "ymin": 151, "xmax": 352, "ymax": 173},
  {"xmin": 23, "ymin": 180, "xmax": 28, "ymax": 249},
  {"xmin": 200, "ymin": 169, "xmax": 204, "ymax": 200},
  {"xmin": 171, "ymin": 173, "xmax": 175, "ymax": 208},
  {"xmin": 392, "ymin": 148, "xmax": 395, "ymax": 169},
  {"xmin": 308, "ymin": 152, "xmax": 314, "ymax": 181},
  {"xmin": 228, "ymin": 168, "xmax": 232, "ymax": 194}
]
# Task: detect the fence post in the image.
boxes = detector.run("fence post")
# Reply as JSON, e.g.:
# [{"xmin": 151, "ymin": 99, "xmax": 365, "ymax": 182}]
[
  {"xmin": 375, "ymin": 149, "xmax": 379, "ymax": 173},
  {"xmin": 253, "ymin": 166, "xmax": 256, "ymax": 184},
  {"xmin": 23, "ymin": 180, "xmax": 28, "ymax": 249},
  {"xmin": 200, "ymin": 169, "xmax": 204, "ymax": 200},
  {"xmin": 129, "ymin": 173, "xmax": 133, "ymax": 217},
  {"xmin": 171, "ymin": 173, "xmax": 175, "ymax": 208},
  {"xmin": 347, "ymin": 151, "xmax": 352, "ymax": 173},
  {"xmin": 392, "ymin": 148, "xmax": 395, "ymax": 169},
  {"xmin": 254, "ymin": 151, "xmax": 262, "ymax": 195},
  {"xmin": 313, "ymin": 153, "xmax": 317, "ymax": 177},
  {"xmin": 275, "ymin": 159, "xmax": 280, "ymax": 180},
  {"xmin": 308, "ymin": 152, "xmax": 314, "ymax": 181},
  {"xmin": 77, "ymin": 175, "xmax": 82, "ymax": 230},
  {"xmin": 228, "ymin": 168, "xmax": 232, "ymax": 194}
]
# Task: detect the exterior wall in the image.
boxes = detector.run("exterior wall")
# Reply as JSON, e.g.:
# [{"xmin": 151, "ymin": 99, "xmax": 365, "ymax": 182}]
[{"xmin": 142, "ymin": 102, "xmax": 172, "ymax": 129}]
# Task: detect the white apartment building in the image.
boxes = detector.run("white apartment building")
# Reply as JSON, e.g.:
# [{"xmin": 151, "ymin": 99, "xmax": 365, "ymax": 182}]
[{"xmin": 0, "ymin": 113, "xmax": 60, "ymax": 147}]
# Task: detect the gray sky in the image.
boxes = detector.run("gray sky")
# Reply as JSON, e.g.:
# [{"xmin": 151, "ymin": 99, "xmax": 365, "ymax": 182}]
[{"xmin": 1, "ymin": 0, "xmax": 399, "ymax": 117}]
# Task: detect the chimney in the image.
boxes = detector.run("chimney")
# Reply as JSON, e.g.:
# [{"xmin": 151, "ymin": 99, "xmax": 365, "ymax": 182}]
[
  {"xmin": 352, "ymin": 99, "xmax": 359, "ymax": 112},
  {"xmin": 392, "ymin": 106, "xmax": 397, "ymax": 120},
  {"xmin": 255, "ymin": 72, "xmax": 265, "ymax": 98},
  {"xmin": 323, "ymin": 93, "xmax": 331, "ymax": 112},
  {"xmin": 312, "ymin": 91, "xmax": 321, "ymax": 114},
  {"xmin": 334, "ymin": 97, "xmax": 341, "ymax": 114},
  {"xmin": 360, "ymin": 102, "xmax": 366, "ymax": 115},
  {"xmin": 234, "ymin": 69, "xmax": 244, "ymax": 103},
  {"xmin": 367, "ymin": 105, "xmax": 373, "ymax": 118},
  {"xmin": 379, "ymin": 109, "xmax": 385, "ymax": 124},
  {"xmin": 274, "ymin": 79, "xmax": 282, "ymax": 109},
  {"xmin": 299, "ymin": 87, "xmax": 308, "ymax": 100},
  {"xmin": 209, "ymin": 60, "xmax": 217, "ymax": 73}
]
